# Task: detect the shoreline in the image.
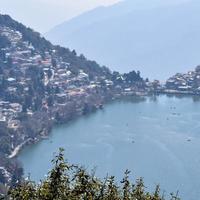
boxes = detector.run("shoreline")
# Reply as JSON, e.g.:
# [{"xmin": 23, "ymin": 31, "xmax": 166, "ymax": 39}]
[
  {"xmin": 11, "ymin": 91, "xmax": 196, "ymax": 160},
  {"xmin": 9, "ymin": 93, "xmax": 147, "ymax": 160},
  {"xmin": 8, "ymin": 138, "xmax": 36, "ymax": 159},
  {"xmin": 6, "ymin": 91, "xmax": 200, "ymax": 187},
  {"xmin": 9, "ymin": 92, "xmax": 198, "ymax": 160}
]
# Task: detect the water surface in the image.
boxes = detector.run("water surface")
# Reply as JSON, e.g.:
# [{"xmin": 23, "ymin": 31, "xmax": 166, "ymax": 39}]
[{"xmin": 19, "ymin": 95, "xmax": 200, "ymax": 200}]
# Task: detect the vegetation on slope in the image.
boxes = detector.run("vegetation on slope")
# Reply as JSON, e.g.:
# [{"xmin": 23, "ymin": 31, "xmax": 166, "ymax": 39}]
[
  {"xmin": 0, "ymin": 13, "xmax": 146, "ymax": 188},
  {"xmin": 3, "ymin": 149, "xmax": 180, "ymax": 200},
  {"xmin": 0, "ymin": 14, "xmax": 112, "ymax": 78}
]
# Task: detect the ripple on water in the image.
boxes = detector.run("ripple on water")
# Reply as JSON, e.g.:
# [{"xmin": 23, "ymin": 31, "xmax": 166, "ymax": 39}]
[{"xmin": 18, "ymin": 95, "xmax": 200, "ymax": 200}]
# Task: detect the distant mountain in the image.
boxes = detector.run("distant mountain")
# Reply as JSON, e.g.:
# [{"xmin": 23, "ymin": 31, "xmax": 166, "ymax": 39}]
[{"xmin": 46, "ymin": 0, "xmax": 200, "ymax": 80}]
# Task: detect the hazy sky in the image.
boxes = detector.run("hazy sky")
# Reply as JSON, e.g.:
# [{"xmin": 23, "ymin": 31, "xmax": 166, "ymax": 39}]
[{"xmin": 0, "ymin": 0, "xmax": 120, "ymax": 33}]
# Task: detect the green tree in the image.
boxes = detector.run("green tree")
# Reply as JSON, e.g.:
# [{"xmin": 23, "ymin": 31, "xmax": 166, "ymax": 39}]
[{"xmin": 8, "ymin": 149, "xmax": 180, "ymax": 200}]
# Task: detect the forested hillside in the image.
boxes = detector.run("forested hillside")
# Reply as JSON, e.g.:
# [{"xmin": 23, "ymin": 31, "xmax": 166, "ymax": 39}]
[{"xmin": 0, "ymin": 13, "xmax": 146, "ymax": 192}]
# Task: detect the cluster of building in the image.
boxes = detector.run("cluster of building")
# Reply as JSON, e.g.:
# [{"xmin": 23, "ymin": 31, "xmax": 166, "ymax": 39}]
[
  {"xmin": 0, "ymin": 26, "xmax": 92, "ymax": 122},
  {"xmin": 163, "ymin": 66, "xmax": 200, "ymax": 94},
  {"xmin": 0, "ymin": 25, "xmax": 147, "ymax": 137},
  {"xmin": 1, "ymin": 25, "xmax": 127, "ymax": 184},
  {"xmin": 2, "ymin": 24, "xmax": 200, "ymax": 138},
  {"xmin": 0, "ymin": 101, "xmax": 21, "ymax": 129}
]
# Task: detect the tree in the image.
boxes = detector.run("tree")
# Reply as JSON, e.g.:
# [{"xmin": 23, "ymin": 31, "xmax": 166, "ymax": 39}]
[
  {"xmin": 6, "ymin": 57, "xmax": 13, "ymax": 68},
  {"xmin": 33, "ymin": 97, "xmax": 42, "ymax": 111},
  {"xmin": 47, "ymin": 69, "xmax": 53, "ymax": 79},
  {"xmin": 51, "ymin": 59, "xmax": 57, "ymax": 68},
  {"xmin": 72, "ymin": 49, "xmax": 77, "ymax": 56},
  {"xmin": 8, "ymin": 149, "xmax": 180, "ymax": 200},
  {"xmin": 0, "ymin": 170, "xmax": 6, "ymax": 184},
  {"xmin": 24, "ymin": 95, "xmax": 32, "ymax": 109},
  {"xmin": 0, "ymin": 49, "xmax": 6, "ymax": 61},
  {"xmin": 47, "ymin": 96, "xmax": 54, "ymax": 107},
  {"xmin": 0, "ymin": 35, "xmax": 11, "ymax": 49}
]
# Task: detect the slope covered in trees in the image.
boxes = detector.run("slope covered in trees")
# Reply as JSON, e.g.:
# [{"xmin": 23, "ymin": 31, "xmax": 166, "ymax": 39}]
[{"xmin": 0, "ymin": 13, "xmax": 147, "ymax": 190}]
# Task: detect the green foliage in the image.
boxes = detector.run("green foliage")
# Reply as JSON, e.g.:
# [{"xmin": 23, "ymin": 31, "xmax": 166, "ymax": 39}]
[
  {"xmin": 6, "ymin": 148, "xmax": 180, "ymax": 200},
  {"xmin": 0, "ymin": 35, "xmax": 11, "ymax": 48}
]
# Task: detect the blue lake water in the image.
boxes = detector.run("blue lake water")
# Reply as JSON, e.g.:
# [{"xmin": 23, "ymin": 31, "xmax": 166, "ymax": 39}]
[{"xmin": 18, "ymin": 95, "xmax": 200, "ymax": 200}]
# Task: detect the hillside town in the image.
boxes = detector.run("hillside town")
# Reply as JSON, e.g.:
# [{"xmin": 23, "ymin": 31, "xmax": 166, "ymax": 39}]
[
  {"xmin": 0, "ymin": 24, "xmax": 147, "ymax": 135},
  {"xmin": 164, "ymin": 66, "xmax": 200, "ymax": 94},
  {"xmin": 2, "ymin": 13, "xmax": 200, "ymax": 195},
  {"xmin": 148, "ymin": 66, "xmax": 200, "ymax": 95},
  {"xmin": 0, "ymin": 14, "xmax": 148, "ymax": 190}
]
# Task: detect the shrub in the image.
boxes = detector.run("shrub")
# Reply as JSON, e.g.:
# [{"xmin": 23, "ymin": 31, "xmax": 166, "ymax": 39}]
[{"xmin": 7, "ymin": 148, "xmax": 180, "ymax": 200}]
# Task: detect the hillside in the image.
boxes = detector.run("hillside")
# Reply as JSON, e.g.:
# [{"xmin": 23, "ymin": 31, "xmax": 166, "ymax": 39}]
[
  {"xmin": 0, "ymin": 13, "xmax": 146, "ymax": 189},
  {"xmin": 46, "ymin": 0, "xmax": 200, "ymax": 80}
]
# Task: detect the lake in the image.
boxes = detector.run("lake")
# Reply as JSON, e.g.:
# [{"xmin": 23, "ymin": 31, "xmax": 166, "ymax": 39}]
[{"xmin": 18, "ymin": 95, "xmax": 200, "ymax": 200}]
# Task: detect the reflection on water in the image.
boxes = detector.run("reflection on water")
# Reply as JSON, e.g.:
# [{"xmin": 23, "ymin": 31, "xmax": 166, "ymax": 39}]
[{"xmin": 18, "ymin": 95, "xmax": 200, "ymax": 200}]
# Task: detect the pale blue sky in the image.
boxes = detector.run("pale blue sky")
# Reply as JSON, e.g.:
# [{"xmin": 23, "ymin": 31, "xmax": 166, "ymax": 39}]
[{"xmin": 0, "ymin": 0, "xmax": 120, "ymax": 33}]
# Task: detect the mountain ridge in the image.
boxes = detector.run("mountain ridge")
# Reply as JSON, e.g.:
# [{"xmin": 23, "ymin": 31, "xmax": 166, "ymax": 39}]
[{"xmin": 46, "ymin": 0, "xmax": 200, "ymax": 80}]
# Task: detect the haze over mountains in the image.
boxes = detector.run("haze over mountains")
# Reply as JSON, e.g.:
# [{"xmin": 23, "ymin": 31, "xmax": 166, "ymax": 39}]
[{"xmin": 46, "ymin": 0, "xmax": 200, "ymax": 80}]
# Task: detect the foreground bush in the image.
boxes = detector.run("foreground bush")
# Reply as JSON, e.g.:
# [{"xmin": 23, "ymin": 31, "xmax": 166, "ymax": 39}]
[{"xmin": 6, "ymin": 148, "xmax": 180, "ymax": 200}]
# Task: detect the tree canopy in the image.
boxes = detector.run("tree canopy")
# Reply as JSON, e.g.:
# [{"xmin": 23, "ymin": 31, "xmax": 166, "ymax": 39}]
[{"xmin": 5, "ymin": 148, "xmax": 180, "ymax": 200}]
